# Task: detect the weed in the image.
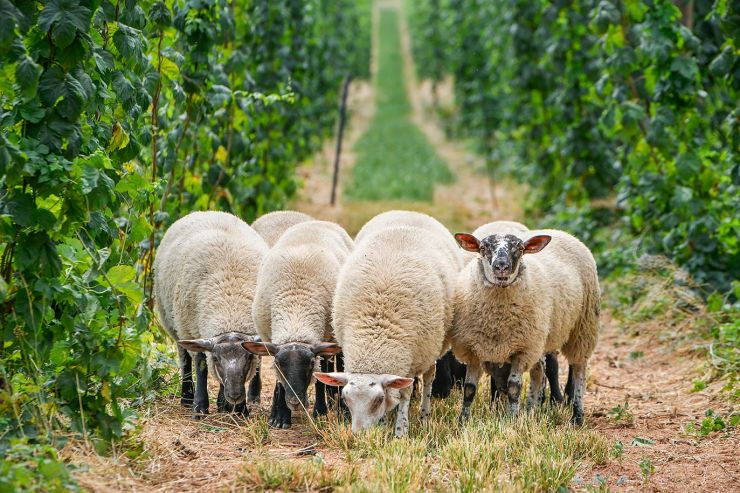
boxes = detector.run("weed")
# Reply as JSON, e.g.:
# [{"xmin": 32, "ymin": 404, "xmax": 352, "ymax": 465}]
[
  {"xmin": 639, "ymin": 457, "xmax": 654, "ymax": 482},
  {"xmin": 611, "ymin": 440, "xmax": 624, "ymax": 460},
  {"xmin": 684, "ymin": 409, "xmax": 738, "ymax": 437},
  {"xmin": 607, "ymin": 401, "xmax": 633, "ymax": 425}
]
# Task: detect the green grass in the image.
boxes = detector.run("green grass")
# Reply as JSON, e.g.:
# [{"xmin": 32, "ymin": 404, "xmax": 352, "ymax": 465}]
[{"xmin": 346, "ymin": 8, "xmax": 453, "ymax": 202}]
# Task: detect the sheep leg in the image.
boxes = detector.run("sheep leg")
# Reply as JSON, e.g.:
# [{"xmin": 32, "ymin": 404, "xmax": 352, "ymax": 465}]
[
  {"xmin": 506, "ymin": 355, "xmax": 528, "ymax": 416},
  {"xmin": 545, "ymin": 352, "xmax": 564, "ymax": 404},
  {"xmin": 526, "ymin": 358, "xmax": 546, "ymax": 409},
  {"xmin": 458, "ymin": 363, "xmax": 481, "ymax": 423},
  {"xmin": 564, "ymin": 365, "xmax": 575, "ymax": 403},
  {"xmin": 490, "ymin": 363, "xmax": 511, "ymax": 407},
  {"xmin": 178, "ymin": 346, "xmax": 194, "ymax": 407},
  {"xmin": 247, "ymin": 360, "xmax": 262, "ymax": 405},
  {"xmin": 420, "ymin": 366, "xmax": 435, "ymax": 420},
  {"xmin": 569, "ymin": 363, "xmax": 586, "ymax": 426},
  {"xmin": 394, "ymin": 386, "xmax": 413, "ymax": 437},
  {"xmin": 192, "ymin": 352, "xmax": 209, "ymax": 416},
  {"xmin": 313, "ymin": 375, "xmax": 328, "ymax": 418},
  {"xmin": 268, "ymin": 382, "xmax": 292, "ymax": 429}
]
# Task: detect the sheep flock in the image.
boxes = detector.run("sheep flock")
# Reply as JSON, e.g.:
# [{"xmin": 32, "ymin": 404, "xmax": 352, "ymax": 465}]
[{"xmin": 154, "ymin": 209, "xmax": 600, "ymax": 438}]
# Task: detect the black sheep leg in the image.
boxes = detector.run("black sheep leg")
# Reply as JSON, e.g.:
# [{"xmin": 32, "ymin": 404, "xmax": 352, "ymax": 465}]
[
  {"xmin": 268, "ymin": 382, "xmax": 291, "ymax": 429},
  {"xmin": 192, "ymin": 352, "xmax": 209, "ymax": 417},
  {"xmin": 546, "ymin": 353, "xmax": 564, "ymax": 404},
  {"xmin": 178, "ymin": 346, "xmax": 194, "ymax": 407}
]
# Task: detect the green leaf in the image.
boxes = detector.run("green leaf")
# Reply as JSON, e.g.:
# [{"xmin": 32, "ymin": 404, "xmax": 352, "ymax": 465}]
[
  {"xmin": 38, "ymin": 0, "xmax": 91, "ymax": 49},
  {"xmin": 160, "ymin": 57, "xmax": 180, "ymax": 81},
  {"xmin": 57, "ymin": 73, "xmax": 86, "ymax": 121},
  {"xmin": 38, "ymin": 66, "xmax": 65, "ymax": 107},
  {"xmin": 3, "ymin": 192, "xmax": 37, "ymax": 227},
  {"xmin": 149, "ymin": 2, "xmax": 172, "ymax": 28},
  {"xmin": 105, "ymin": 265, "xmax": 142, "ymax": 305},
  {"xmin": 113, "ymin": 23, "xmax": 143, "ymax": 62},
  {"xmin": 15, "ymin": 55, "xmax": 42, "ymax": 101}
]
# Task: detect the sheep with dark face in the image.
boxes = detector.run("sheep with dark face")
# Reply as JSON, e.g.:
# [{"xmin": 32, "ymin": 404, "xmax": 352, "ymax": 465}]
[
  {"xmin": 451, "ymin": 228, "xmax": 599, "ymax": 425},
  {"xmin": 251, "ymin": 210, "xmax": 313, "ymax": 247},
  {"xmin": 245, "ymin": 220, "xmax": 352, "ymax": 428},
  {"xmin": 154, "ymin": 211, "xmax": 267, "ymax": 416},
  {"xmin": 316, "ymin": 211, "xmax": 463, "ymax": 437}
]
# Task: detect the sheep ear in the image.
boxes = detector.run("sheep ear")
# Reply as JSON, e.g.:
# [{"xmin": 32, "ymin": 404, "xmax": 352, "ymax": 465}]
[
  {"xmin": 242, "ymin": 341, "xmax": 279, "ymax": 356},
  {"xmin": 315, "ymin": 372, "xmax": 349, "ymax": 387},
  {"xmin": 178, "ymin": 339, "xmax": 214, "ymax": 352},
  {"xmin": 313, "ymin": 342, "xmax": 342, "ymax": 356},
  {"xmin": 454, "ymin": 233, "xmax": 480, "ymax": 252},
  {"xmin": 380, "ymin": 374, "xmax": 415, "ymax": 389},
  {"xmin": 522, "ymin": 235, "xmax": 551, "ymax": 254}
]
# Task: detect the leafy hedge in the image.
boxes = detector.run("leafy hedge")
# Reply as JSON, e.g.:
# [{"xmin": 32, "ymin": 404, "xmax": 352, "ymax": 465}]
[
  {"xmin": 0, "ymin": 0, "xmax": 369, "ymax": 466},
  {"xmin": 408, "ymin": 0, "xmax": 739, "ymax": 294}
]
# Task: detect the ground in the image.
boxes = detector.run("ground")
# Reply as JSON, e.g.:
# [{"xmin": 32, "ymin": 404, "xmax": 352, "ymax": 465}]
[{"xmin": 63, "ymin": 1, "xmax": 738, "ymax": 491}]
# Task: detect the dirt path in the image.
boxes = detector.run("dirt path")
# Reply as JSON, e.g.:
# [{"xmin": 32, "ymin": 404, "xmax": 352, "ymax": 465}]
[
  {"xmin": 64, "ymin": 2, "xmax": 738, "ymax": 491},
  {"xmin": 291, "ymin": 1, "xmax": 522, "ymax": 235}
]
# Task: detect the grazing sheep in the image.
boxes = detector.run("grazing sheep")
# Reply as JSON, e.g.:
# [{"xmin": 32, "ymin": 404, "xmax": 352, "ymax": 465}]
[
  {"xmin": 251, "ymin": 210, "xmax": 313, "ymax": 247},
  {"xmin": 316, "ymin": 211, "xmax": 463, "ymax": 436},
  {"xmin": 154, "ymin": 211, "xmax": 267, "ymax": 416},
  {"xmin": 451, "ymin": 228, "xmax": 599, "ymax": 425},
  {"xmin": 244, "ymin": 220, "xmax": 352, "ymax": 428}
]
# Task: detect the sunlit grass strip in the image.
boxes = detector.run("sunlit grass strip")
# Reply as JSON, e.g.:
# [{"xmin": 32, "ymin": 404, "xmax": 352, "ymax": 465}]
[
  {"xmin": 346, "ymin": 8, "xmax": 453, "ymax": 202},
  {"xmin": 311, "ymin": 385, "xmax": 609, "ymax": 492}
]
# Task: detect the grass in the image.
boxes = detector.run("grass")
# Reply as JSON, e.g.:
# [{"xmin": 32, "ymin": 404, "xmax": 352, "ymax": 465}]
[
  {"xmin": 346, "ymin": 8, "xmax": 453, "ymax": 202},
  {"xmin": 296, "ymin": 383, "xmax": 609, "ymax": 492}
]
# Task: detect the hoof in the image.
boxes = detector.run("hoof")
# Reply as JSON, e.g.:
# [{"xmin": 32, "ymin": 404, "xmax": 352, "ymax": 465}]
[
  {"xmin": 268, "ymin": 409, "xmax": 292, "ymax": 429},
  {"xmin": 458, "ymin": 408, "xmax": 471, "ymax": 424},
  {"xmin": 181, "ymin": 396, "xmax": 194, "ymax": 407}
]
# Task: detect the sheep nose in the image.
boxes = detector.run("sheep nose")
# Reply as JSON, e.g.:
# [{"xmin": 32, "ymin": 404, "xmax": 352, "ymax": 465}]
[{"xmin": 492, "ymin": 259, "xmax": 508, "ymax": 273}]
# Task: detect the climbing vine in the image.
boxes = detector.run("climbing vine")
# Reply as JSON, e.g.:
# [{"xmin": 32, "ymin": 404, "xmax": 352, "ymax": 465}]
[
  {"xmin": 0, "ymin": 0, "xmax": 369, "ymax": 483},
  {"xmin": 409, "ymin": 0, "xmax": 739, "ymax": 293}
]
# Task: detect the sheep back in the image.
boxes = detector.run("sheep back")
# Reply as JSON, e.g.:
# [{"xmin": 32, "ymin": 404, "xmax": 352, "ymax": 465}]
[
  {"xmin": 154, "ymin": 211, "xmax": 267, "ymax": 343},
  {"xmin": 253, "ymin": 220, "xmax": 353, "ymax": 345},
  {"xmin": 333, "ymin": 225, "xmax": 458, "ymax": 378},
  {"xmin": 252, "ymin": 210, "xmax": 313, "ymax": 247}
]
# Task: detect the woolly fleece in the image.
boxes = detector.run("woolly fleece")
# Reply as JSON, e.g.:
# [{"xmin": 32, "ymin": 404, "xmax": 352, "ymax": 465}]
[
  {"xmin": 252, "ymin": 220, "xmax": 353, "ymax": 345},
  {"xmin": 154, "ymin": 211, "xmax": 268, "ymax": 372},
  {"xmin": 252, "ymin": 210, "xmax": 313, "ymax": 247},
  {"xmin": 334, "ymin": 211, "xmax": 463, "ymax": 378},
  {"xmin": 451, "ymin": 228, "xmax": 600, "ymax": 371}
]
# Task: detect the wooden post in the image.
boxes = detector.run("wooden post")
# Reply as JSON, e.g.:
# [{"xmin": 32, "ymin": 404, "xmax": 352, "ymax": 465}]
[{"xmin": 330, "ymin": 74, "xmax": 353, "ymax": 206}]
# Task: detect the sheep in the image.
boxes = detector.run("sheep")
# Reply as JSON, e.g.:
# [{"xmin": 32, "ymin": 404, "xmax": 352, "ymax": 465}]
[
  {"xmin": 243, "ymin": 220, "xmax": 352, "ymax": 428},
  {"xmin": 251, "ymin": 210, "xmax": 313, "ymax": 247},
  {"xmin": 316, "ymin": 211, "xmax": 463, "ymax": 436},
  {"xmin": 451, "ymin": 227, "xmax": 599, "ymax": 425},
  {"xmin": 471, "ymin": 220, "xmax": 565, "ymax": 405},
  {"xmin": 154, "ymin": 211, "xmax": 268, "ymax": 417}
]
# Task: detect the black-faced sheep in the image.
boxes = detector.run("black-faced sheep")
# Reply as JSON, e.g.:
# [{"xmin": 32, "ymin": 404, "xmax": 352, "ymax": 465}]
[
  {"xmin": 153, "ymin": 211, "xmax": 267, "ymax": 416},
  {"xmin": 244, "ymin": 220, "xmax": 352, "ymax": 428}
]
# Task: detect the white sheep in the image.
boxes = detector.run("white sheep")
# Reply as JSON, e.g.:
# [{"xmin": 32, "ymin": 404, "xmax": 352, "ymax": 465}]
[
  {"xmin": 154, "ymin": 211, "xmax": 268, "ymax": 416},
  {"xmin": 244, "ymin": 220, "xmax": 352, "ymax": 428},
  {"xmin": 316, "ymin": 211, "xmax": 463, "ymax": 436},
  {"xmin": 467, "ymin": 220, "xmax": 565, "ymax": 405},
  {"xmin": 251, "ymin": 210, "xmax": 313, "ymax": 247},
  {"xmin": 451, "ymin": 228, "xmax": 599, "ymax": 424}
]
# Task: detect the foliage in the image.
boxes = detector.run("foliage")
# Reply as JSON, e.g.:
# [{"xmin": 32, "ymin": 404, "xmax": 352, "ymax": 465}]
[
  {"xmin": 408, "ymin": 0, "xmax": 740, "ymax": 295},
  {"xmin": 0, "ymin": 440, "xmax": 79, "ymax": 492},
  {"xmin": 347, "ymin": 8, "xmax": 453, "ymax": 202},
  {"xmin": 0, "ymin": 0, "xmax": 369, "ymax": 486},
  {"xmin": 684, "ymin": 408, "xmax": 739, "ymax": 437}
]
